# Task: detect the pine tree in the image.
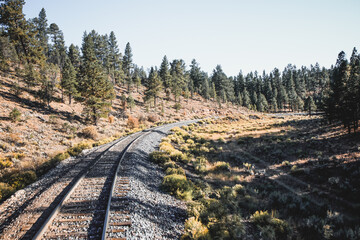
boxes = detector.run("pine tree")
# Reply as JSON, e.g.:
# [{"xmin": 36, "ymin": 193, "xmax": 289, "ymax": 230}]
[
  {"xmin": 257, "ymin": 93, "xmax": 268, "ymax": 112},
  {"xmin": 159, "ymin": 55, "xmax": 171, "ymax": 97},
  {"xmin": 211, "ymin": 82, "xmax": 217, "ymax": 101},
  {"xmin": 211, "ymin": 65, "xmax": 234, "ymax": 103},
  {"xmin": 127, "ymin": 94, "xmax": 135, "ymax": 112},
  {"xmin": 0, "ymin": 35, "xmax": 17, "ymax": 71},
  {"xmin": 347, "ymin": 47, "xmax": 360, "ymax": 131},
  {"xmin": 144, "ymin": 67, "xmax": 163, "ymax": 107},
  {"xmin": 61, "ymin": 57, "xmax": 77, "ymax": 104},
  {"xmin": 68, "ymin": 44, "xmax": 81, "ymax": 71},
  {"xmin": 202, "ymin": 77, "xmax": 210, "ymax": 100},
  {"xmin": 37, "ymin": 63, "xmax": 59, "ymax": 108},
  {"xmin": 304, "ymin": 96, "xmax": 316, "ymax": 115},
  {"xmin": 190, "ymin": 59, "xmax": 202, "ymax": 93},
  {"xmin": 170, "ymin": 59, "xmax": 186, "ymax": 102},
  {"xmin": 79, "ymin": 33, "xmax": 114, "ymax": 124},
  {"xmin": 107, "ymin": 31, "xmax": 121, "ymax": 84},
  {"xmin": 270, "ymin": 96, "xmax": 278, "ymax": 112},
  {"xmin": 0, "ymin": 0, "xmax": 45, "ymax": 65},
  {"xmin": 33, "ymin": 8, "xmax": 48, "ymax": 56},
  {"xmin": 327, "ymin": 51, "xmax": 348, "ymax": 126},
  {"xmin": 48, "ymin": 23, "xmax": 66, "ymax": 68},
  {"xmin": 132, "ymin": 66, "xmax": 142, "ymax": 92},
  {"xmin": 123, "ymin": 42, "xmax": 133, "ymax": 91},
  {"xmin": 237, "ymin": 93, "xmax": 243, "ymax": 106},
  {"xmin": 242, "ymin": 88, "xmax": 251, "ymax": 109}
]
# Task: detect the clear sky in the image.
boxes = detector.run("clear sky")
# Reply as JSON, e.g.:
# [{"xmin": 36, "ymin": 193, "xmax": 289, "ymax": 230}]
[{"xmin": 23, "ymin": 0, "xmax": 360, "ymax": 76}]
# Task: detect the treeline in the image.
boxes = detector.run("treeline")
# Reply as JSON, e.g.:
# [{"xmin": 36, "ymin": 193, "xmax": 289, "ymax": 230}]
[
  {"xmin": 324, "ymin": 49, "xmax": 360, "ymax": 133},
  {"xmin": 1, "ymin": 1, "xmax": 359, "ymax": 131}
]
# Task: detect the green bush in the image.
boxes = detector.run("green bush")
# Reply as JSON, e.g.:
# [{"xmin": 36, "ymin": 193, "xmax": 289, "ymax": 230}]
[
  {"xmin": 67, "ymin": 142, "xmax": 92, "ymax": 157},
  {"xmin": 9, "ymin": 170, "xmax": 37, "ymax": 190},
  {"xmin": 0, "ymin": 182, "xmax": 14, "ymax": 201},
  {"xmin": 194, "ymin": 157, "xmax": 208, "ymax": 173},
  {"xmin": 251, "ymin": 210, "xmax": 290, "ymax": 239},
  {"xmin": 150, "ymin": 151, "xmax": 171, "ymax": 165},
  {"xmin": 170, "ymin": 151, "xmax": 189, "ymax": 163},
  {"xmin": 163, "ymin": 161, "xmax": 178, "ymax": 169},
  {"xmin": 9, "ymin": 108, "xmax": 21, "ymax": 122},
  {"xmin": 213, "ymin": 161, "xmax": 230, "ymax": 172},
  {"xmin": 174, "ymin": 103, "xmax": 182, "ymax": 112},
  {"xmin": 162, "ymin": 174, "xmax": 192, "ymax": 197},
  {"xmin": 165, "ymin": 167, "xmax": 185, "ymax": 176}
]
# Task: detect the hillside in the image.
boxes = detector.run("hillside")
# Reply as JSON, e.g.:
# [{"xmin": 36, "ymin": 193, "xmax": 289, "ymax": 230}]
[{"xmin": 0, "ymin": 70, "xmax": 246, "ymax": 201}]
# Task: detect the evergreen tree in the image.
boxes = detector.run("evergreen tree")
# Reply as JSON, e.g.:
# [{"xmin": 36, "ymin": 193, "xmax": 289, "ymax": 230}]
[
  {"xmin": 127, "ymin": 94, "xmax": 135, "ymax": 112},
  {"xmin": 123, "ymin": 42, "xmax": 133, "ymax": 91},
  {"xmin": 346, "ymin": 47, "xmax": 360, "ymax": 131},
  {"xmin": 278, "ymin": 84, "xmax": 288, "ymax": 111},
  {"xmin": 33, "ymin": 8, "xmax": 48, "ymax": 56},
  {"xmin": 107, "ymin": 31, "xmax": 121, "ymax": 84},
  {"xmin": 37, "ymin": 63, "xmax": 59, "ymax": 108},
  {"xmin": 170, "ymin": 59, "xmax": 186, "ymax": 102},
  {"xmin": 211, "ymin": 82, "xmax": 216, "ymax": 101},
  {"xmin": 242, "ymin": 88, "xmax": 251, "ymax": 109},
  {"xmin": 67, "ymin": 44, "xmax": 81, "ymax": 71},
  {"xmin": 251, "ymin": 91, "xmax": 258, "ymax": 106},
  {"xmin": 0, "ymin": 34, "xmax": 17, "ymax": 71},
  {"xmin": 132, "ymin": 66, "xmax": 142, "ymax": 92},
  {"xmin": 211, "ymin": 65, "xmax": 234, "ymax": 102},
  {"xmin": 270, "ymin": 96, "xmax": 278, "ymax": 112},
  {"xmin": 326, "ymin": 51, "xmax": 348, "ymax": 125},
  {"xmin": 61, "ymin": 57, "xmax": 77, "ymax": 104},
  {"xmin": 237, "ymin": 93, "xmax": 243, "ymax": 106},
  {"xmin": 202, "ymin": 77, "xmax": 210, "ymax": 100},
  {"xmin": 79, "ymin": 33, "xmax": 114, "ymax": 124},
  {"xmin": 190, "ymin": 59, "xmax": 202, "ymax": 93},
  {"xmin": 0, "ymin": 0, "xmax": 45, "ymax": 65},
  {"xmin": 144, "ymin": 67, "xmax": 163, "ymax": 107},
  {"xmin": 304, "ymin": 96, "xmax": 316, "ymax": 115},
  {"xmin": 159, "ymin": 55, "xmax": 171, "ymax": 97},
  {"xmin": 257, "ymin": 93, "xmax": 268, "ymax": 112},
  {"xmin": 48, "ymin": 23, "xmax": 66, "ymax": 68}
]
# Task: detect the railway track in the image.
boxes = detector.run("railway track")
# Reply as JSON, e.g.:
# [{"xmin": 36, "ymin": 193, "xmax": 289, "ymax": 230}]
[{"xmin": 0, "ymin": 122, "xmax": 188, "ymax": 240}]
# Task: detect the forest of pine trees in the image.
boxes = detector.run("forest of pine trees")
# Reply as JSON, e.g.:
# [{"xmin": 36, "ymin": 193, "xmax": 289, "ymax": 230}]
[{"xmin": 0, "ymin": 0, "xmax": 359, "ymax": 131}]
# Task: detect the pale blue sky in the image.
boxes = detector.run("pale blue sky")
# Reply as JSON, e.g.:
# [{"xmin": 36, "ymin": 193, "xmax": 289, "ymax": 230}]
[{"xmin": 23, "ymin": 0, "xmax": 360, "ymax": 76}]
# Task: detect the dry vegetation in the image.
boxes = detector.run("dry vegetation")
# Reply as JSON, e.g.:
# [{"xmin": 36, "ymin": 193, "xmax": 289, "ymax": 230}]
[
  {"xmin": 151, "ymin": 114, "xmax": 360, "ymax": 239},
  {"xmin": 0, "ymin": 72, "xmax": 246, "ymax": 202}
]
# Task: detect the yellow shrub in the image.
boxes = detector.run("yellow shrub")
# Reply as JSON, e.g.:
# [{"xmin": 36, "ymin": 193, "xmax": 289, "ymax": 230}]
[
  {"xmin": 67, "ymin": 141, "xmax": 92, "ymax": 157},
  {"xmin": 181, "ymin": 217, "xmax": 210, "ymax": 240},
  {"xmin": 159, "ymin": 142, "xmax": 176, "ymax": 154}
]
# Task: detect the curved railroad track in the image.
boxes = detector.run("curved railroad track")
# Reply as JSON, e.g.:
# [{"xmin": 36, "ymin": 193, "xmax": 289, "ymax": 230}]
[{"xmin": 0, "ymin": 120, "xmax": 197, "ymax": 240}]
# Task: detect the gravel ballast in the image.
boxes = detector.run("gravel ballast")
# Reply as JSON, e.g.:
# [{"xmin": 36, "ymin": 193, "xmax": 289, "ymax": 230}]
[{"xmin": 117, "ymin": 120, "xmax": 197, "ymax": 239}]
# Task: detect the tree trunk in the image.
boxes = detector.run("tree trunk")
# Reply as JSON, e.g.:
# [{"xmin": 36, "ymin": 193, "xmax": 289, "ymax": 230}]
[{"xmin": 93, "ymin": 107, "xmax": 98, "ymax": 125}]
